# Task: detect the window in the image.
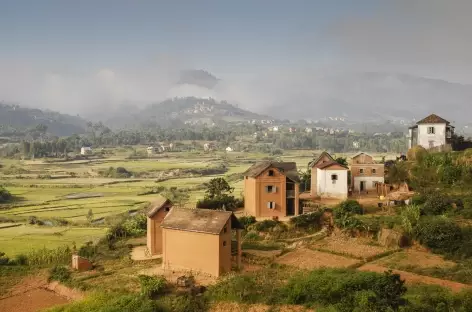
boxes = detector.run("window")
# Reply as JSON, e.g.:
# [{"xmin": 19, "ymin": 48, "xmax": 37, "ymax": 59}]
[
  {"xmin": 372, "ymin": 168, "xmax": 377, "ymax": 174},
  {"xmin": 427, "ymin": 127, "xmax": 435, "ymax": 134},
  {"xmin": 331, "ymin": 174, "xmax": 338, "ymax": 184},
  {"xmin": 359, "ymin": 168, "xmax": 364, "ymax": 174},
  {"xmin": 268, "ymin": 170, "xmax": 274, "ymax": 176},
  {"xmin": 223, "ymin": 241, "xmax": 227, "ymax": 247},
  {"xmin": 165, "ymin": 207, "xmax": 170, "ymax": 212},
  {"xmin": 372, "ymin": 181, "xmax": 377, "ymax": 188},
  {"xmin": 265, "ymin": 185, "xmax": 277, "ymax": 193},
  {"xmin": 223, "ymin": 226, "xmax": 227, "ymax": 233},
  {"xmin": 267, "ymin": 202, "xmax": 276, "ymax": 209}
]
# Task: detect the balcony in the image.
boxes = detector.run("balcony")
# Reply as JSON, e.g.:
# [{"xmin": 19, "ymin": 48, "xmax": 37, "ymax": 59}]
[{"xmin": 286, "ymin": 190, "xmax": 295, "ymax": 198}]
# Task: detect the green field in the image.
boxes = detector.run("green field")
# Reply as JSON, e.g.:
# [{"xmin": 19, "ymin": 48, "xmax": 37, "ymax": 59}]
[
  {"xmin": 0, "ymin": 149, "xmax": 393, "ymax": 256},
  {"xmin": 0, "ymin": 225, "xmax": 108, "ymax": 256}
]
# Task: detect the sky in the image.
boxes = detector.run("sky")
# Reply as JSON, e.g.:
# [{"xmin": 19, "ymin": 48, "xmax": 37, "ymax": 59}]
[{"xmin": 1, "ymin": 0, "xmax": 472, "ymax": 116}]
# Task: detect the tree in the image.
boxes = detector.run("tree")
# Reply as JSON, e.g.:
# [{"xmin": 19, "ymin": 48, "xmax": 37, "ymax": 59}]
[
  {"xmin": 86, "ymin": 209, "xmax": 94, "ymax": 223},
  {"xmin": 204, "ymin": 177, "xmax": 234, "ymax": 199},
  {"xmin": 335, "ymin": 157, "xmax": 348, "ymax": 167},
  {"xmin": 162, "ymin": 187, "xmax": 190, "ymax": 208},
  {"xmin": 299, "ymin": 169, "xmax": 311, "ymax": 192},
  {"xmin": 387, "ymin": 162, "xmax": 409, "ymax": 184},
  {"xmin": 0, "ymin": 186, "xmax": 12, "ymax": 203}
]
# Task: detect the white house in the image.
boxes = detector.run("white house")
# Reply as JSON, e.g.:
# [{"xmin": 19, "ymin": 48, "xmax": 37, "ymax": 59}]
[
  {"xmin": 225, "ymin": 146, "xmax": 233, "ymax": 152},
  {"xmin": 310, "ymin": 152, "xmax": 348, "ymax": 199},
  {"xmin": 80, "ymin": 146, "xmax": 92, "ymax": 155},
  {"xmin": 315, "ymin": 162, "xmax": 348, "ymax": 199},
  {"xmin": 408, "ymin": 114, "xmax": 454, "ymax": 150}
]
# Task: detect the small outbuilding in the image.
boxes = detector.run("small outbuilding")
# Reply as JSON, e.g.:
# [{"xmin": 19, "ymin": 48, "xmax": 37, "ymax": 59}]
[
  {"xmin": 161, "ymin": 208, "xmax": 244, "ymax": 277},
  {"xmin": 146, "ymin": 195, "xmax": 173, "ymax": 256}
]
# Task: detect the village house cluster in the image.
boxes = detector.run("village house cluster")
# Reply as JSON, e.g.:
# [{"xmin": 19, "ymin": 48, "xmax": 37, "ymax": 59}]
[{"xmin": 141, "ymin": 113, "xmax": 452, "ymax": 278}]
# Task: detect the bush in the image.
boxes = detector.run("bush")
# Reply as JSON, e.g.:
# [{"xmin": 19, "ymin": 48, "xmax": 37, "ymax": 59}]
[
  {"xmin": 0, "ymin": 186, "xmax": 12, "ymax": 203},
  {"xmin": 403, "ymin": 285, "xmax": 472, "ymax": 312},
  {"xmin": 289, "ymin": 212, "xmax": 323, "ymax": 229},
  {"xmin": 101, "ymin": 166, "xmax": 133, "ymax": 178},
  {"xmin": 401, "ymin": 205, "xmax": 421, "ymax": 235},
  {"xmin": 238, "ymin": 216, "xmax": 256, "ymax": 228},
  {"xmin": 338, "ymin": 200, "xmax": 363, "ymax": 215},
  {"xmin": 206, "ymin": 275, "xmax": 260, "ymax": 303},
  {"xmin": 138, "ymin": 275, "xmax": 167, "ymax": 298},
  {"xmin": 122, "ymin": 214, "xmax": 147, "ymax": 237},
  {"xmin": 48, "ymin": 292, "xmax": 165, "ymax": 312},
  {"xmin": 414, "ymin": 217, "xmax": 462, "ymax": 254},
  {"xmin": 277, "ymin": 268, "xmax": 406, "ymax": 311},
  {"xmin": 250, "ymin": 220, "xmax": 279, "ymax": 232},
  {"xmin": 411, "ymin": 194, "xmax": 427, "ymax": 206},
  {"xmin": 422, "ymin": 193, "xmax": 452, "ymax": 216},
  {"xmin": 196, "ymin": 195, "xmax": 239, "ymax": 211},
  {"xmin": 0, "ymin": 252, "xmax": 10, "ymax": 265},
  {"xmin": 48, "ymin": 265, "xmax": 71, "ymax": 283},
  {"xmin": 243, "ymin": 231, "xmax": 261, "ymax": 241},
  {"xmin": 15, "ymin": 254, "xmax": 28, "ymax": 265}
]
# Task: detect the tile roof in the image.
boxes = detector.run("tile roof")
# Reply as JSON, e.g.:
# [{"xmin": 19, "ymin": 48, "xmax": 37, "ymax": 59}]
[
  {"xmin": 243, "ymin": 161, "xmax": 300, "ymax": 183},
  {"xmin": 317, "ymin": 161, "xmax": 348, "ymax": 170},
  {"xmin": 309, "ymin": 151, "xmax": 334, "ymax": 168},
  {"xmin": 416, "ymin": 114, "xmax": 450, "ymax": 124},
  {"xmin": 147, "ymin": 195, "xmax": 172, "ymax": 217},
  {"xmin": 161, "ymin": 208, "xmax": 243, "ymax": 234}
]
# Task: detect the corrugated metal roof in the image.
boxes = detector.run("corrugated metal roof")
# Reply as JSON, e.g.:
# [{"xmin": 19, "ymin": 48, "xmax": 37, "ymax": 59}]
[{"xmin": 161, "ymin": 208, "xmax": 243, "ymax": 234}]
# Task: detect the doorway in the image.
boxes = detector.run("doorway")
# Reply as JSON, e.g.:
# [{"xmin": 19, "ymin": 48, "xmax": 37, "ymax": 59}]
[
  {"xmin": 360, "ymin": 181, "xmax": 366, "ymax": 192},
  {"xmin": 286, "ymin": 199, "xmax": 295, "ymax": 216}
]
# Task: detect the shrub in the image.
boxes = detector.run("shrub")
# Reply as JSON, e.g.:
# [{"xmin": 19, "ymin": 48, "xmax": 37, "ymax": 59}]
[
  {"xmin": 238, "ymin": 216, "xmax": 256, "ymax": 228},
  {"xmin": 289, "ymin": 212, "xmax": 323, "ymax": 229},
  {"xmin": 48, "ymin": 265, "xmax": 71, "ymax": 283},
  {"xmin": 401, "ymin": 205, "xmax": 421, "ymax": 235},
  {"xmin": 206, "ymin": 275, "xmax": 260, "ymax": 303},
  {"xmin": 138, "ymin": 275, "xmax": 167, "ymax": 298},
  {"xmin": 277, "ymin": 268, "xmax": 406, "ymax": 311},
  {"xmin": 15, "ymin": 254, "xmax": 28, "ymax": 265},
  {"xmin": 414, "ymin": 217, "xmax": 462, "ymax": 254},
  {"xmin": 0, "ymin": 252, "xmax": 10, "ymax": 265},
  {"xmin": 122, "ymin": 214, "xmax": 147, "ymax": 237},
  {"xmin": 422, "ymin": 193, "xmax": 452, "ymax": 216},
  {"xmin": 0, "ymin": 186, "xmax": 12, "ymax": 203},
  {"xmin": 411, "ymin": 194, "xmax": 427, "ymax": 206},
  {"xmin": 47, "ymin": 292, "xmax": 165, "ymax": 312},
  {"xmin": 242, "ymin": 231, "xmax": 261, "ymax": 241},
  {"xmin": 196, "ymin": 196, "xmax": 238, "ymax": 211},
  {"xmin": 250, "ymin": 220, "xmax": 279, "ymax": 232},
  {"xmin": 338, "ymin": 200, "xmax": 363, "ymax": 215}
]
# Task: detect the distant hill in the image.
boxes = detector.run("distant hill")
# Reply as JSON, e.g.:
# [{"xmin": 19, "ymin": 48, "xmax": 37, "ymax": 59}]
[
  {"xmin": 0, "ymin": 103, "xmax": 87, "ymax": 136},
  {"xmin": 102, "ymin": 97, "xmax": 274, "ymax": 129},
  {"xmin": 263, "ymin": 72, "xmax": 472, "ymax": 127}
]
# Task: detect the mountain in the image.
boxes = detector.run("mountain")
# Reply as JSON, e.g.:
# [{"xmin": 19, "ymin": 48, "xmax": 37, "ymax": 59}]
[
  {"xmin": 263, "ymin": 72, "xmax": 472, "ymax": 128},
  {"xmin": 102, "ymin": 97, "xmax": 274, "ymax": 129},
  {"xmin": 177, "ymin": 70, "xmax": 220, "ymax": 89},
  {"xmin": 0, "ymin": 103, "xmax": 87, "ymax": 136}
]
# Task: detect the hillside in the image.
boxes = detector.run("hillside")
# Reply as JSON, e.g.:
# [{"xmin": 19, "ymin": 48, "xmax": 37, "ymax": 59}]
[
  {"xmin": 0, "ymin": 103, "xmax": 87, "ymax": 136},
  {"xmin": 264, "ymin": 72, "xmax": 472, "ymax": 128},
  {"xmin": 102, "ymin": 97, "xmax": 274, "ymax": 129}
]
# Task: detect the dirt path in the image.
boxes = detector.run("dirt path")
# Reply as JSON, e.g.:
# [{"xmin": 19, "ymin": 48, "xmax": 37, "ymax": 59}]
[
  {"xmin": 276, "ymin": 248, "xmax": 360, "ymax": 269},
  {"xmin": 358, "ymin": 264, "xmax": 470, "ymax": 292}
]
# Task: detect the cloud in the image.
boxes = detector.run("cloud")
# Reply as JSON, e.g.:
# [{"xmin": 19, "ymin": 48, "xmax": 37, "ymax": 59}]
[{"xmin": 328, "ymin": 0, "xmax": 472, "ymax": 83}]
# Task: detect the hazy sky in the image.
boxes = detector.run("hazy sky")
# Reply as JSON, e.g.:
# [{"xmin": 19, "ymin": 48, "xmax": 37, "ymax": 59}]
[{"xmin": 1, "ymin": 0, "xmax": 471, "ymax": 115}]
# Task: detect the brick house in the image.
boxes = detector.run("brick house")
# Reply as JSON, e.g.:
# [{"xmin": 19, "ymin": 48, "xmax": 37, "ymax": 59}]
[{"xmin": 350, "ymin": 152, "xmax": 385, "ymax": 193}]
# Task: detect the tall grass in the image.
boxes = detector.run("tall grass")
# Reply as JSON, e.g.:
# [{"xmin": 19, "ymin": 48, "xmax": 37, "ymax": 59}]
[{"xmin": 26, "ymin": 245, "xmax": 72, "ymax": 266}]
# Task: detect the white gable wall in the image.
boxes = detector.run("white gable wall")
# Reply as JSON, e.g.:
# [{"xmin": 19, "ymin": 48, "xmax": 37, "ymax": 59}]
[
  {"xmin": 417, "ymin": 123, "xmax": 446, "ymax": 149},
  {"xmin": 316, "ymin": 168, "xmax": 348, "ymax": 199}
]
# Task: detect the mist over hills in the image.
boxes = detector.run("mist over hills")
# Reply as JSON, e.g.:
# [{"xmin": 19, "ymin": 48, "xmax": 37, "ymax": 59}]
[{"xmin": 2, "ymin": 69, "xmax": 472, "ymax": 135}]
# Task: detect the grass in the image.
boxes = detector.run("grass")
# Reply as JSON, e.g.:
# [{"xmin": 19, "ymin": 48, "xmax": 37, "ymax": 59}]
[
  {"xmin": 0, "ymin": 225, "xmax": 108, "ymax": 257},
  {"xmin": 0, "ymin": 150, "xmax": 247, "ymax": 255}
]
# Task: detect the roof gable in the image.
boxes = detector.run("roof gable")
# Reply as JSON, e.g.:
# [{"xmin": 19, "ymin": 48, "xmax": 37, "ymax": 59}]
[
  {"xmin": 161, "ymin": 208, "xmax": 243, "ymax": 234},
  {"xmin": 317, "ymin": 161, "xmax": 348, "ymax": 170},
  {"xmin": 147, "ymin": 195, "xmax": 172, "ymax": 217},
  {"xmin": 309, "ymin": 151, "xmax": 334, "ymax": 168},
  {"xmin": 417, "ymin": 114, "xmax": 450, "ymax": 125},
  {"xmin": 243, "ymin": 161, "xmax": 300, "ymax": 183}
]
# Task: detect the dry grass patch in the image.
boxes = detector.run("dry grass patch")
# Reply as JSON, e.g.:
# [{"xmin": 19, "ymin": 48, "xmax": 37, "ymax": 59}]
[
  {"xmin": 210, "ymin": 302, "xmax": 314, "ymax": 312},
  {"xmin": 275, "ymin": 248, "xmax": 360, "ymax": 269},
  {"xmin": 372, "ymin": 249, "xmax": 456, "ymax": 270},
  {"xmin": 312, "ymin": 236, "xmax": 391, "ymax": 259}
]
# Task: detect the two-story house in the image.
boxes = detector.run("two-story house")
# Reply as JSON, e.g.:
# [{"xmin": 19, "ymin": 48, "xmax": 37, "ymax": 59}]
[
  {"xmin": 243, "ymin": 161, "xmax": 300, "ymax": 218},
  {"xmin": 350, "ymin": 152, "xmax": 385, "ymax": 193},
  {"xmin": 309, "ymin": 152, "xmax": 348, "ymax": 199},
  {"xmin": 408, "ymin": 114, "xmax": 454, "ymax": 150}
]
